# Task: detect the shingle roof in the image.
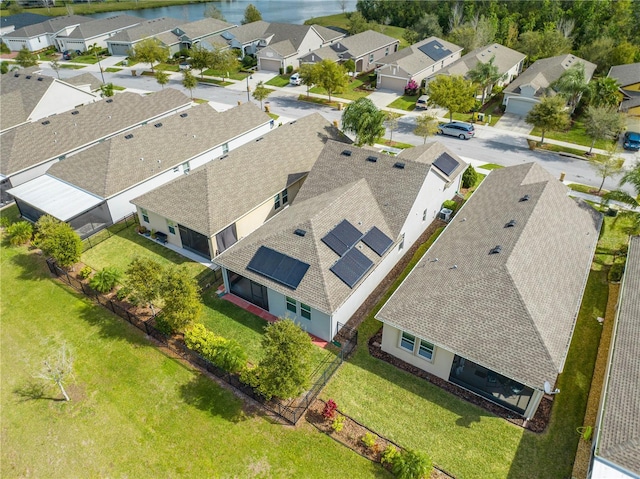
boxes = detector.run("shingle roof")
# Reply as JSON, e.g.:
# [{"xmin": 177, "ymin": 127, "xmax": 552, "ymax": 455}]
[
  {"xmin": 608, "ymin": 63, "xmax": 640, "ymax": 88},
  {"xmin": 376, "ymin": 37, "xmax": 462, "ymax": 76},
  {"xmin": 376, "ymin": 163, "xmax": 602, "ymax": 388},
  {"xmin": 1, "ymin": 71, "xmax": 54, "ymax": 131},
  {"xmin": 439, "ymin": 43, "xmax": 526, "ymax": 79},
  {"xmin": 47, "ymin": 102, "xmax": 269, "ymax": 198},
  {"xmin": 132, "ymin": 113, "xmax": 348, "ymax": 237},
  {"xmin": 0, "ymin": 13, "xmax": 49, "ymax": 31},
  {"xmin": 224, "ymin": 20, "xmax": 270, "ymax": 44},
  {"xmin": 106, "ymin": 17, "xmax": 182, "ymax": 44},
  {"xmin": 596, "ymin": 235, "xmax": 640, "ymax": 474},
  {"xmin": 311, "ymin": 25, "xmax": 344, "ymax": 43},
  {"xmin": 5, "ymin": 15, "xmax": 89, "ymax": 39},
  {"xmin": 504, "ymin": 54, "xmax": 597, "ymax": 96},
  {"xmin": 62, "ymin": 72, "xmax": 102, "ymax": 92},
  {"xmin": 214, "ymin": 140, "xmax": 464, "ymax": 313},
  {"xmin": 63, "ymin": 14, "xmax": 140, "ymax": 40},
  {"xmin": 334, "ymin": 30, "xmax": 398, "ymax": 58},
  {"xmin": 177, "ymin": 17, "xmax": 234, "ymax": 40},
  {"xmin": 0, "ymin": 88, "xmax": 190, "ymax": 178}
]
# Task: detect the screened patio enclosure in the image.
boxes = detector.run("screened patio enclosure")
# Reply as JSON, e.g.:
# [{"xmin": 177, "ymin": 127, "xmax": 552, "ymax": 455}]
[
  {"xmin": 228, "ymin": 271, "xmax": 269, "ymax": 311},
  {"xmin": 449, "ymin": 356, "xmax": 534, "ymax": 415},
  {"xmin": 178, "ymin": 224, "xmax": 211, "ymax": 259}
]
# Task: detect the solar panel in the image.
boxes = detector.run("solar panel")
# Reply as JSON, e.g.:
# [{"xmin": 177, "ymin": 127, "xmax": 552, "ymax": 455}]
[
  {"xmin": 321, "ymin": 220, "xmax": 363, "ymax": 256},
  {"xmin": 418, "ymin": 40, "xmax": 452, "ymax": 62},
  {"xmin": 247, "ymin": 246, "xmax": 310, "ymax": 289},
  {"xmin": 330, "ymin": 248, "xmax": 374, "ymax": 288},
  {"xmin": 362, "ymin": 227, "xmax": 393, "ymax": 256},
  {"xmin": 433, "ymin": 152, "xmax": 459, "ymax": 177}
]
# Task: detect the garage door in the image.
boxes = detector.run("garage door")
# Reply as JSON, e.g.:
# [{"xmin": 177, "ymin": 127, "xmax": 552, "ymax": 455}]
[
  {"xmin": 505, "ymin": 98, "xmax": 534, "ymax": 116},
  {"xmin": 377, "ymin": 75, "xmax": 407, "ymax": 93},
  {"xmin": 259, "ymin": 58, "xmax": 281, "ymax": 72},
  {"xmin": 109, "ymin": 43, "xmax": 131, "ymax": 56}
]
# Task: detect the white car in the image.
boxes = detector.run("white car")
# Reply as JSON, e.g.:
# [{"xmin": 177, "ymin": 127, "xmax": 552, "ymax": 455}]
[{"xmin": 289, "ymin": 73, "xmax": 301, "ymax": 85}]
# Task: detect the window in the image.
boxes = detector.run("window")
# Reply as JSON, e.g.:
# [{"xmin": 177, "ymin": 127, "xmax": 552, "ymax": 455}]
[
  {"xmin": 418, "ymin": 339, "xmax": 434, "ymax": 361},
  {"xmin": 400, "ymin": 331, "xmax": 415, "ymax": 352},
  {"xmin": 369, "ymin": 53, "xmax": 374, "ymax": 63},
  {"xmin": 222, "ymin": 143, "xmax": 229, "ymax": 154},
  {"xmin": 398, "ymin": 233, "xmax": 405, "ymax": 251},
  {"xmin": 385, "ymin": 47, "xmax": 389, "ymax": 55},
  {"xmin": 166, "ymin": 220, "xmax": 176, "ymax": 235},
  {"xmin": 286, "ymin": 296, "xmax": 297, "ymax": 313},
  {"xmin": 300, "ymin": 303, "xmax": 311, "ymax": 320},
  {"xmin": 173, "ymin": 166, "xmax": 179, "ymax": 173},
  {"xmin": 274, "ymin": 193, "xmax": 281, "ymax": 209},
  {"xmin": 422, "ymin": 209, "xmax": 427, "ymax": 222},
  {"xmin": 282, "ymin": 188, "xmax": 288, "ymax": 205},
  {"xmin": 182, "ymin": 162, "xmax": 190, "ymax": 174},
  {"xmin": 141, "ymin": 208, "xmax": 149, "ymax": 223}
]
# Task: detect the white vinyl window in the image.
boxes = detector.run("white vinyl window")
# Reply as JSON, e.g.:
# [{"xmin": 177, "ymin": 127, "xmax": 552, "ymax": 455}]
[
  {"xmin": 418, "ymin": 339, "xmax": 434, "ymax": 361},
  {"xmin": 300, "ymin": 303, "xmax": 311, "ymax": 320},
  {"xmin": 400, "ymin": 331, "xmax": 415, "ymax": 352},
  {"xmin": 286, "ymin": 296, "xmax": 296, "ymax": 313},
  {"xmin": 141, "ymin": 208, "xmax": 149, "ymax": 223},
  {"xmin": 166, "ymin": 219, "xmax": 176, "ymax": 235}
]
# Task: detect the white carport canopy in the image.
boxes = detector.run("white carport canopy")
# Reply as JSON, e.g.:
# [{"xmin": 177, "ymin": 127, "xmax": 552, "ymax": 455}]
[{"xmin": 8, "ymin": 175, "xmax": 104, "ymax": 221}]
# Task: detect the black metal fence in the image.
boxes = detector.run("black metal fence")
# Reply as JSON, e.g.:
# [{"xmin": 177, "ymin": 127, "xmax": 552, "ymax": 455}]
[
  {"xmin": 81, "ymin": 213, "xmax": 138, "ymax": 252},
  {"xmin": 46, "ymin": 258, "xmax": 354, "ymax": 425}
]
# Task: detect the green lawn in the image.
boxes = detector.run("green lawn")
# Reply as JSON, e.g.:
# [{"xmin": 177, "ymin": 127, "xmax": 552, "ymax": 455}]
[
  {"xmin": 70, "ymin": 55, "xmax": 100, "ymax": 65},
  {"xmin": 387, "ymin": 95, "xmax": 417, "ymax": 111},
  {"xmin": 531, "ymin": 115, "xmax": 614, "ymax": 150},
  {"xmin": 1, "ymin": 244, "xmax": 388, "ymax": 478},
  {"xmin": 197, "ymin": 78, "xmax": 232, "ymax": 86},
  {"xmin": 59, "ymin": 64, "xmax": 86, "ymax": 70},
  {"xmin": 0, "ymin": 204, "xmax": 20, "ymax": 225},
  {"xmin": 480, "ymin": 163, "xmax": 504, "ymax": 170},
  {"xmin": 530, "ymin": 140, "xmax": 588, "ymax": 157},
  {"xmin": 105, "ymin": 67, "xmax": 122, "ymax": 73},
  {"xmin": 297, "ymin": 94, "xmax": 341, "ymax": 109},
  {"xmin": 266, "ymin": 74, "xmax": 291, "ymax": 87},
  {"xmin": 156, "ymin": 63, "xmax": 180, "ymax": 72},
  {"xmin": 201, "ymin": 68, "xmax": 249, "ymax": 81},
  {"xmin": 310, "ymin": 78, "xmax": 369, "ymax": 101},
  {"xmin": 567, "ymin": 183, "xmax": 608, "ymax": 195}
]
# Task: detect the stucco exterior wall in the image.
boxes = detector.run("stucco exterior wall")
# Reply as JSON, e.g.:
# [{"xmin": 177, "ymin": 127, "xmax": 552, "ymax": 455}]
[
  {"xmin": 136, "ymin": 207, "xmax": 184, "ymax": 249},
  {"xmin": 267, "ymin": 288, "xmax": 332, "ymax": 340},
  {"xmin": 5, "ymin": 34, "xmax": 48, "ymax": 51}
]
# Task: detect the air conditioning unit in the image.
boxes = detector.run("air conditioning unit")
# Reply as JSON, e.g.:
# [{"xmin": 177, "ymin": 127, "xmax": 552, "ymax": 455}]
[{"xmin": 438, "ymin": 208, "xmax": 453, "ymax": 222}]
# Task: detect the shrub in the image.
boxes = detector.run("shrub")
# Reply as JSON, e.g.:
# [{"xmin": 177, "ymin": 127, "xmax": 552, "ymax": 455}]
[
  {"xmin": 331, "ymin": 414, "xmax": 345, "ymax": 432},
  {"xmin": 0, "ymin": 215, "xmax": 12, "ymax": 228},
  {"xmin": 608, "ymin": 261, "xmax": 626, "ymax": 283},
  {"xmin": 361, "ymin": 432, "xmax": 376, "ymax": 449},
  {"xmin": 136, "ymin": 225, "xmax": 148, "ymax": 234},
  {"xmin": 1, "ymin": 61, "xmax": 8, "ymax": 75},
  {"xmin": 322, "ymin": 399, "xmax": 338, "ymax": 419},
  {"xmin": 241, "ymin": 54, "xmax": 257, "ymax": 68},
  {"xmin": 6, "ymin": 221, "xmax": 33, "ymax": 245},
  {"xmin": 78, "ymin": 266, "xmax": 93, "ymax": 279},
  {"xmin": 115, "ymin": 285, "xmax": 131, "ymax": 301},
  {"xmin": 442, "ymin": 199, "xmax": 457, "ymax": 211},
  {"xmin": 89, "ymin": 267, "xmax": 121, "ymax": 293},
  {"xmin": 184, "ymin": 323, "xmax": 247, "ymax": 373},
  {"xmin": 279, "ymin": 67, "xmax": 284, "ymax": 75},
  {"xmin": 34, "ymin": 216, "xmax": 82, "ymax": 268},
  {"xmin": 159, "ymin": 266, "xmax": 202, "ymax": 332},
  {"xmin": 462, "ymin": 164, "xmax": 478, "ymax": 189},
  {"xmin": 286, "ymin": 65, "xmax": 293, "ymax": 74},
  {"xmin": 392, "ymin": 449, "xmax": 432, "ymax": 479},
  {"xmin": 154, "ymin": 314, "xmax": 173, "ymax": 336},
  {"xmin": 381, "ymin": 445, "xmax": 401, "ymax": 466}
]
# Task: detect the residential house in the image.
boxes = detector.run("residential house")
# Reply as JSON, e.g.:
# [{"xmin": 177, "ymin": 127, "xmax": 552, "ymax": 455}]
[
  {"xmin": 153, "ymin": 18, "xmax": 235, "ymax": 56},
  {"xmin": 0, "ymin": 69, "xmax": 99, "ymax": 133},
  {"xmin": 0, "ymin": 88, "xmax": 190, "ymax": 205},
  {"xmin": 106, "ymin": 17, "xmax": 182, "ymax": 56},
  {"xmin": 299, "ymin": 30, "xmax": 399, "ymax": 73},
  {"xmin": 8, "ymin": 102, "xmax": 272, "ymax": 238},
  {"xmin": 589, "ymin": 236, "xmax": 640, "ymax": 479},
  {"xmin": 62, "ymin": 72, "xmax": 102, "ymax": 93},
  {"xmin": 54, "ymin": 14, "xmax": 142, "ymax": 52},
  {"xmin": 214, "ymin": 140, "xmax": 466, "ymax": 342},
  {"xmin": 503, "ymin": 54, "xmax": 597, "ymax": 116},
  {"xmin": 376, "ymin": 163, "xmax": 601, "ymax": 420},
  {"xmin": 374, "ymin": 36, "xmax": 462, "ymax": 93},
  {"xmin": 608, "ymin": 63, "xmax": 640, "ymax": 130},
  {"xmin": 0, "ymin": 13, "xmax": 48, "ymax": 37},
  {"xmin": 2, "ymin": 15, "xmax": 89, "ymax": 52},
  {"xmin": 131, "ymin": 113, "xmax": 348, "ymax": 260}
]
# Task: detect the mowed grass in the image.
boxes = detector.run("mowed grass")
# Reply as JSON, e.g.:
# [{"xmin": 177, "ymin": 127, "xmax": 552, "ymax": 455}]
[
  {"xmin": 387, "ymin": 95, "xmax": 417, "ymax": 111},
  {"xmin": 1, "ymin": 244, "xmax": 390, "ymax": 478},
  {"xmin": 310, "ymin": 78, "xmax": 369, "ymax": 101}
]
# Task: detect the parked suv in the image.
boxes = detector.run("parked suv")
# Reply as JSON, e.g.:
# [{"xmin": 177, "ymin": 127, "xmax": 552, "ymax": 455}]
[
  {"xmin": 623, "ymin": 131, "xmax": 640, "ymax": 151},
  {"xmin": 289, "ymin": 73, "xmax": 301, "ymax": 86},
  {"xmin": 415, "ymin": 95, "xmax": 429, "ymax": 110},
  {"xmin": 437, "ymin": 121, "xmax": 475, "ymax": 140},
  {"xmin": 62, "ymin": 50, "xmax": 82, "ymax": 60}
]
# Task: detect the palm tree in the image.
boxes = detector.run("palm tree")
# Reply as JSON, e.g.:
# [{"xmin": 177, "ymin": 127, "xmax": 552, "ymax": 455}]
[
  {"xmin": 551, "ymin": 62, "xmax": 588, "ymax": 112},
  {"xmin": 467, "ymin": 56, "xmax": 501, "ymax": 105}
]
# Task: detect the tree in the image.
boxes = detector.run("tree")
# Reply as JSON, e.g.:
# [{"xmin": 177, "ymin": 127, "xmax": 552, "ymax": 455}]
[
  {"xmin": 34, "ymin": 216, "xmax": 82, "ymax": 269},
  {"xmin": 208, "ymin": 47, "xmax": 239, "ymax": 82},
  {"xmin": 158, "ymin": 266, "xmax": 202, "ymax": 333},
  {"xmin": 252, "ymin": 81, "xmax": 271, "ymax": 110},
  {"xmin": 99, "ymin": 82, "xmax": 114, "ymax": 97},
  {"xmin": 299, "ymin": 63, "xmax": 319, "ymax": 97},
  {"xmin": 254, "ymin": 319, "xmax": 313, "ymax": 400},
  {"xmin": 517, "ymin": 30, "xmax": 572, "ymax": 64},
  {"xmin": 467, "ymin": 55, "xmax": 501, "ymax": 105},
  {"xmin": 426, "ymin": 75, "xmax": 476, "ymax": 122},
  {"xmin": 348, "ymin": 11, "xmax": 373, "ymax": 35},
  {"xmin": 49, "ymin": 59, "xmax": 61, "ymax": 79},
  {"xmin": 619, "ymin": 160, "xmax": 640, "ymax": 199},
  {"xmin": 384, "ymin": 111, "xmax": 401, "ymax": 145},
  {"xmin": 586, "ymin": 77, "xmax": 622, "ymax": 108},
  {"xmin": 341, "ymin": 97, "xmax": 386, "ymax": 146},
  {"xmin": 589, "ymin": 146, "xmax": 625, "ymax": 193},
  {"xmin": 204, "ymin": 4, "xmax": 225, "ymax": 21},
  {"xmin": 36, "ymin": 343, "xmax": 74, "ymax": 402},
  {"xmin": 132, "ymin": 38, "xmax": 168, "ymax": 73},
  {"xmin": 126, "ymin": 257, "xmax": 163, "ymax": 316},
  {"xmin": 551, "ymin": 62, "xmax": 588, "ymax": 111},
  {"xmin": 15, "ymin": 47, "xmax": 38, "ymax": 68},
  {"xmin": 242, "ymin": 4, "xmax": 262, "ymax": 24},
  {"xmin": 189, "ymin": 45, "xmax": 212, "ymax": 79},
  {"xmin": 182, "ymin": 69, "xmax": 197, "ymax": 100},
  {"xmin": 343, "ymin": 58, "xmax": 356, "ymax": 81},
  {"xmin": 525, "ymin": 95, "xmax": 570, "ymax": 145},
  {"xmin": 413, "ymin": 113, "xmax": 439, "ymax": 144},
  {"xmin": 392, "ymin": 449, "xmax": 433, "ymax": 479},
  {"xmin": 578, "ymin": 36, "xmax": 616, "ymax": 73},
  {"xmin": 462, "ymin": 165, "xmax": 478, "ymax": 189},
  {"xmin": 584, "ymin": 105, "xmax": 625, "ymax": 154},
  {"xmin": 154, "ymin": 69, "xmax": 169, "ymax": 89},
  {"xmin": 314, "ymin": 59, "xmax": 348, "ymax": 102},
  {"xmin": 410, "ymin": 13, "xmax": 443, "ymax": 41}
]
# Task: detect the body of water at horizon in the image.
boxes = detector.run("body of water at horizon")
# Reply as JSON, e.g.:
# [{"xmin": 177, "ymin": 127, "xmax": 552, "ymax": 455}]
[{"xmin": 88, "ymin": 0, "xmax": 358, "ymax": 25}]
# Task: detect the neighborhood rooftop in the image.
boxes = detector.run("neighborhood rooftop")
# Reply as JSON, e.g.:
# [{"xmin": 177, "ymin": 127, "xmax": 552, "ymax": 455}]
[
  {"xmin": 4, "ymin": 14, "xmax": 90, "ymax": 39},
  {"xmin": 0, "ymin": 88, "xmax": 190, "ymax": 178},
  {"xmin": 223, "ymin": 21, "xmax": 341, "ymax": 49},
  {"xmin": 376, "ymin": 36, "xmax": 462, "ymax": 74},
  {"xmin": 439, "ymin": 43, "xmax": 526, "ymax": 78},
  {"xmin": 132, "ymin": 113, "xmax": 347, "ymax": 238},
  {"xmin": 46, "ymin": 102, "xmax": 270, "ymax": 198},
  {"xmin": 107, "ymin": 17, "xmax": 182, "ymax": 43},
  {"xmin": 1, "ymin": 72, "xmax": 58, "ymax": 131},
  {"xmin": 302, "ymin": 30, "xmax": 398, "ymax": 62},
  {"xmin": 61, "ymin": 14, "xmax": 141, "ymax": 40},
  {"xmin": 154, "ymin": 17, "xmax": 235, "ymax": 46},
  {"xmin": 376, "ymin": 163, "xmax": 602, "ymax": 388}
]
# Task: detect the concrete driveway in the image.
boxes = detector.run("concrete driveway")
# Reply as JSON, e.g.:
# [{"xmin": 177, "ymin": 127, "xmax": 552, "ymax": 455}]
[{"xmin": 494, "ymin": 113, "xmax": 532, "ymax": 134}]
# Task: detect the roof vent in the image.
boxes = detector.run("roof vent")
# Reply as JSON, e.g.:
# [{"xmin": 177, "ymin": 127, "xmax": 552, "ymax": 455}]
[
  {"xmin": 71, "ymin": 110, "xmax": 79, "ymax": 115},
  {"xmin": 294, "ymin": 229, "xmax": 306, "ymax": 237},
  {"xmin": 256, "ymin": 137, "xmax": 263, "ymax": 142},
  {"xmin": 37, "ymin": 77, "xmax": 44, "ymax": 81},
  {"xmin": 505, "ymin": 219, "xmax": 517, "ymax": 227},
  {"xmin": 180, "ymin": 113, "xmax": 188, "ymax": 118},
  {"xmin": 154, "ymin": 122, "xmax": 162, "ymax": 128},
  {"xmin": 220, "ymin": 155, "xmax": 228, "ymax": 160},
  {"xmin": 124, "ymin": 134, "xmax": 134, "ymax": 140},
  {"xmin": 366, "ymin": 156, "xmax": 378, "ymax": 163},
  {"xmin": 14, "ymin": 73, "xmax": 19, "ymax": 77},
  {"xmin": 519, "ymin": 194, "xmax": 530, "ymax": 202},
  {"xmin": 341, "ymin": 149, "xmax": 352, "ymax": 156},
  {"xmin": 41, "ymin": 120, "xmax": 50, "ymax": 125},
  {"xmin": 393, "ymin": 162, "xmax": 405, "ymax": 169},
  {"xmin": 106, "ymin": 99, "xmax": 113, "ymax": 103},
  {"xmin": 489, "ymin": 245, "xmax": 502, "ymax": 255},
  {"xmin": 290, "ymin": 120, "xmax": 296, "ymax": 124},
  {"xmin": 26, "ymin": 75, "xmax": 31, "ymax": 79}
]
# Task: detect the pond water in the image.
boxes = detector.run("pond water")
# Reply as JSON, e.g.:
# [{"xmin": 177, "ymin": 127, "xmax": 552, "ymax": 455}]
[{"xmin": 89, "ymin": 0, "xmax": 357, "ymax": 25}]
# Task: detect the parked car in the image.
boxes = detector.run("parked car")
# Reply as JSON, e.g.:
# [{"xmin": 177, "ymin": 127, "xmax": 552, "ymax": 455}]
[
  {"xmin": 437, "ymin": 121, "xmax": 475, "ymax": 140},
  {"xmin": 623, "ymin": 131, "xmax": 640, "ymax": 151},
  {"xmin": 415, "ymin": 95, "xmax": 429, "ymax": 110},
  {"xmin": 62, "ymin": 50, "xmax": 82, "ymax": 60},
  {"xmin": 289, "ymin": 73, "xmax": 301, "ymax": 86}
]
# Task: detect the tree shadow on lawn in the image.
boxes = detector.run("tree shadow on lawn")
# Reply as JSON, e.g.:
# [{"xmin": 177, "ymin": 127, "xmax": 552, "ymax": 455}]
[
  {"xmin": 8, "ymin": 249, "xmax": 52, "ymax": 283},
  {"xmin": 178, "ymin": 374, "xmax": 251, "ymax": 423},
  {"xmin": 13, "ymin": 380, "xmax": 65, "ymax": 402}
]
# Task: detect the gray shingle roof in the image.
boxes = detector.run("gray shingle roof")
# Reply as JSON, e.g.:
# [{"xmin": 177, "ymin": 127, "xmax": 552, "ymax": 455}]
[
  {"xmin": 1, "ymin": 71, "xmax": 54, "ymax": 131},
  {"xmin": 311, "ymin": 25, "xmax": 344, "ymax": 43},
  {"xmin": 0, "ymin": 88, "xmax": 190, "ymax": 178},
  {"xmin": 608, "ymin": 63, "xmax": 640, "ymax": 88},
  {"xmin": 177, "ymin": 18, "xmax": 234, "ymax": 40},
  {"xmin": 0, "ymin": 13, "xmax": 49, "ymax": 31},
  {"xmin": 376, "ymin": 163, "xmax": 602, "ymax": 388},
  {"xmin": 376, "ymin": 36, "xmax": 462, "ymax": 76},
  {"xmin": 132, "ymin": 113, "xmax": 348, "ymax": 237},
  {"xmin": 504, "ymin": 54, "xmax": 597, "ymax": 96},
  {"xmin": 333, "ymin": 30, "xmax": 398, "ymax": 58},
  {"xmin": 5, "ymin": 15, "xmax": 90, "ymax": 39},
  {"xmin": 214, "ymin": 140, "xmax": 464, "ymax": 314},
  {"xmin": 596, "ymin": 235, "xmax": 640, "ymax": 474},
  {"xmin": 224, "ymin": 20, "xmax": 270, "ymax": 44},
  {"xmin": 47, "ymin": 102, "xmax": 269, "ymax": 198},
  {"xmin": 63, "ymin": 14, "xmax": 141, "ymax": 40},
  {"xmin": 106, "ymin": 17, "xmax": 182, "ymax": 44},
  {"xmin": 439, "ymin": 43, "xmax": 526, "ymax": 79},
  {"xmin": 62, "ymin": 72, "xmax": 102, "ymax": 92}
]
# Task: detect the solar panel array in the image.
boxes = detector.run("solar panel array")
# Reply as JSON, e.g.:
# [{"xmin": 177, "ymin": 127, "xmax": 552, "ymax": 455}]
[
  {"xmin": 417, "ymin": 40, "xmax": 452, "ymax": 61},
  {"xmin": 247, "ymin": 246, "xmax": 310, "ymax": 289},
  {"xmin": 362, "ymin": 227, "xmax": 394, "ymax": 256},
  {"xmin": 432, "ymin": 152, "xmax": 459, "ymax": 177},
  {"xmin": 322, "ymin": 220, "xmax": 363, "ymax": 256},
  {"xmin": 330, "ymin": 248, "xmax": 374, "ymax": 288}
]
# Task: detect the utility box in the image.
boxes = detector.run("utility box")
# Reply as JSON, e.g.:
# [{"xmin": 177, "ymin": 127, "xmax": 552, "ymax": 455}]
[{"xmin": 439, "ymin": 208, "xmax": 453, "ymax": 222}]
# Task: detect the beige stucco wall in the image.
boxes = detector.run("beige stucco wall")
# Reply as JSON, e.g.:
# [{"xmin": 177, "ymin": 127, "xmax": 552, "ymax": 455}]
[{"xmin": 136, "ymin": 207, "xmax": 183, "ymax": 249}]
